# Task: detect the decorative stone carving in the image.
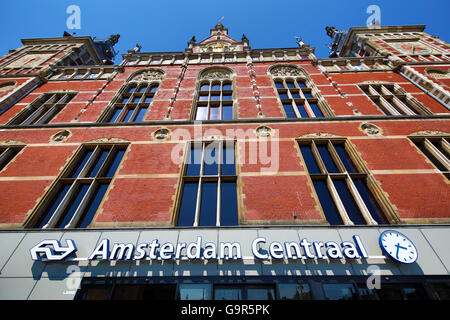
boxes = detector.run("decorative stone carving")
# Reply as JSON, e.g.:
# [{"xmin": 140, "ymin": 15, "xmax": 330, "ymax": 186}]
[
  {"xmin": 270, "ymin": 65, "xmax": 304, "ymax": 77},
  {"xmin": 50, "ymin": 130, "xmax": 71, "ymax": 143},
  {"xmin": 201, "ymin": 41, "xmax": 236, "ymax": 53},
  {"xmin": 200, "ymin": 69, "xmax": 232, "ymax": 80},
  {"xmin": 361, "ymin": 123, "xmax": 382, "ymax": 136},
  {"xmin": 152, "ymin": 128, "xmax": 171, "ymax": 140},
  {"xmin": 0, "ymin": 140, "xmax": 25, "ymax": 146},
  {"xmin": 409, "ymin": 130, "xmax": 449, "ymax": 137},
  {"xmin": 256, "ymin": 125, "xmax": 272, "ymax": 137},
  {"xmin": 87, "ymin": 137, "xmax": 129, "ymax": 144},
  {"xmin": 0, "ymin": 81, "xmax": 17, "ymax": 95},
  {"xmin": 130, "ymin": 69, "xmax": 165, "ymax": 82},
  {"xmin": 425, "ymin": 68, "xmax": 450, "ymax": 79},
  {"xmin": 299, "ymin": 132, "xmax": 341, "ymax": 139}
]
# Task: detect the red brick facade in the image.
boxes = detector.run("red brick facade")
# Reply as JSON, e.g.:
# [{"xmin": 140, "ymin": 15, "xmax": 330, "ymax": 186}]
[{"xmin": 0, "ymin": 24, "xmax": 448, "ymax": 229}]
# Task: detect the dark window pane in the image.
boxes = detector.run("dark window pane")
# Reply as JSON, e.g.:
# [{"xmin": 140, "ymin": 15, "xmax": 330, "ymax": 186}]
[
  {"xmin": 112, "ymin": 284, "xmax": 176, "ymax": 300},
  {"xmin": 104, "ymin": 149, "xmax": 125, "ymax": 178},
  {"xmin": 333, "ymin": 179, "xmax": 366, "ymax": 225},
  {"xmin": 247, "ymin": 286, "xmax": 275, "ymax": 300},
  {"xmin": 299, "ymin": 145, "xmax": 320, "ymax": 174},
  {"xmin": 353, "ymin": 179, "xmax": 387, "ymax": 224},
  {"xmin": 70, "ymin": 150, "xmax": 93, "ymax": 178},
  {"xmin": 323, "ymin": 283, "xmax": 357, "ymax": 300},
  {"xmin": 127, "ymin": 87, "xmax": 136, "ymax": 94},
  {"xmin": 87, "ymin": 150, "xmax": 109, "ymax": 178},
  {"xmin": 137, "ymin": 86, "xmax": 146, "ymax": 93},
  {"xmin": 275, "ymin": 81, "xmax": 284, "ymax": 89},
  {"xmin": 178, "ymin": 182, "xmax": 199, "ymax": 226},
  {"xmin": 149, "ymin": 85, "xmax": 158, "ymax": 93},
  {"xmin": 215, "ymin": 286, "xmax": 242, "ymax": 300},
  {"xmin": 313, "ymin": 180, "xmax": 343, "ymax": 225},
  {"xmin": 109, "ymin": 108, "xmax": 122, "ymax": 123},
  {"xmin": 56, "ymin": 184, "xmax": 90, "ymax": 228},
  {"xmin": 291, "ymin": 92, "xmax": 301, "ymax": 99},
  {"xmin": 144, "ymin": 96, "xmax": 153, "ymax": 103},
  {"xmin": 376, "ymin": 285, "xmax": 403, "ymax": 300},
  {"xmin": 132, "ymin": 97, "xmax": 141, "ymax": 103},
  {"xmin": 222, "ymin": 105, "xmax": 233, "ymax": 120},
  {"xmin": 77, "ymin": 183, "xmax": 109, "ymax": 228},
  {"xmin": 283, "ymin": 103, "xmax": 297, "ymax": 119},
  {"xmin": 309, "ymin": 103, "xmax": 323, "ymax": 117},
  {"xmin": 203, "ymin": 144, "xmax": 218, "ymax": 175},
  {"xmin": 122, "ymin": 109, "xmax": 134, "ymax": 122},
  {"xmin": 403, "ymin": 286, "xmax": 427, "ymax": 300},
  {"xmin": 297, "ymin": 104, "xmax": 310, "ymax": 118},
  {"xmin": 83, "ymin": 287, "xmax": 112, "ymax": 300},
  {"xmin": 376, "ymin": 284, "xmax": 427, "ymax": 300},
  {"xmin": 221, "ymin": 145, "xmax": 236, "ymax": 175},
  {"xmin": 431, "ymin": 140, "xmax": 450, "ymax": 159},
  {"xmin": 279, "ymin": 93, "xmax": 289, "ymax": 100},
  {"xmin": 0, "ymin": 148, "xmax": 20, "ymax": 171},
  {"xmin": 316, "ymin": 145, "xmax": 339, "ymax": 173},
  {"xmin": 297, "ymin": 81, "xmax": 307, "ymax": 88},
  {"xmin": 186, "ymin": 146, "xmax": 202, "ymax": 176},
  {"xmin": 278, "ymin": 283, "xmax": 312, "ymax": 300},
  {"xmin": 199, "ymin": 182, "xmax": 218, "ymax": 226},
  {"xmin": 303, "ymin": 92, "xmax": 313, "ymax": 99},
  {"xmin": 134, "ymin": 107, "xmax": 147, "ymax": 122},
  {"xmin": 38, "ymin": 184, "xmax": 71, "ymax": 228},
  {"xmin": 357, "ymin": 286, "xmax": 378, "ymax": 300},
  {"xmin": 179, "ymin": 284, "xmax": 211, "ymax": 300},
  {"xmin": 415, "ymin": 141, "xmax": 447, "ymax": 171},
  {"xmin": 286, "ymin": 81, "xmax": 295, "ymax": 89},
  {"xmin": 222, "ymin": 83, "xmax": 232, "ymax": 91},
  {"xmin": 428, "ymin": 283, "xmax": 450, "ymax": 300},
  {"xmin": 112, "ymin": 285, "xmax": 146, "ymax": 300},
  {"xmin": 220, "ymin": 182, "xmax": 238, "ymax": 226},
  {"xmin": 121, "ymin": 97, "xmax": 129, "ymax": 104},
  {"xmin": 334, "ymin": 145, "xmax": 357, "ymax": 173}
]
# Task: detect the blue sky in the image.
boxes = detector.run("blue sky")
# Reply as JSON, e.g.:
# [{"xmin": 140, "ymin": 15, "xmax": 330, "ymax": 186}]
[{"xmin": 0, "ymin": 0, "xmax": 449, "ymax": 63}]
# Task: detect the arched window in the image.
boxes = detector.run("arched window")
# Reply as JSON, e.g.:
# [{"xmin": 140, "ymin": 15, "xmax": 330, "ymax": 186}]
[
  {"xmin": 269, "ymin": 65, "xmax": 334, "ymax": 119},
  {"xmin": 99, "ymin": 69, "xmax": 164, "ymax": 123},
  {"xmin": 193, "ymin": 68, "xmax": 234, "ymax": 120}
]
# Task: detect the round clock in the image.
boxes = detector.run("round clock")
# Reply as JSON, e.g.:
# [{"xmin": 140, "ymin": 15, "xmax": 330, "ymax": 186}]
[
  {"xmin": 379, "ymin": 230, "xmax": 418, "ymax": 264},
  {"xmin": 392, "ymin": 42, "xmax": 432, "ymax": 55}
]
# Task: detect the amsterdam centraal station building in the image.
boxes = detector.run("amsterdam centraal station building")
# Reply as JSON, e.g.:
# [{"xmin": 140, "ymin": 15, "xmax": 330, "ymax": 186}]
[{"xmin": 0, "ymin": 23, "xmax": 449, "ymax": 301}]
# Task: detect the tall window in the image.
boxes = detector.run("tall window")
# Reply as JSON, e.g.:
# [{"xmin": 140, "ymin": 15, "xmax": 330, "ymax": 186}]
[
  {"xmin": 99, "ymin": 69, "xmax": 164, "ymax": 123},
  {"xmin": 177, "ymin": 140, "xmax": 238, "ymax": 227},
  {"xmin": 30, "ymin": 143, "xmax": 128, "ymax": 229},
  {"xmin": 0, "ymin": 145, "xmax": 23, "ymax": 171},
  {"xmin": 194, "ymin": 68, "xmax": 234, "ymax": 120},
  {"xmin": 299, "ymin": 139, "xmax": 388, "ymax": 226},
  {"xmin": 410, "ymin": 135, "xmax": 450, "ymax": 179},
  {"xmin": 359, "ymin": 83, "xmax": 432, "ymax": 116},
  {"xmin": 8, "ymin": 92, "xmax": 76, "ymax": 125},
  {"xmin": 270, "ymin": 65, "xmax": 333, "ymax": 119}
]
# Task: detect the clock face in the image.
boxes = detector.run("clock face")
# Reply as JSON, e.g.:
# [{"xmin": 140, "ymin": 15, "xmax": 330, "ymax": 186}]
[
  {"xmin": 391, "ymin": 42, "xmax": 432, "ymax": 55},
  {"xmin": 7, "ymin": 53, "xmax": 53, "ymax": 68},
  {"xmin": 379, "ymin": 230, "xmax": 418, "ymax": 264}
]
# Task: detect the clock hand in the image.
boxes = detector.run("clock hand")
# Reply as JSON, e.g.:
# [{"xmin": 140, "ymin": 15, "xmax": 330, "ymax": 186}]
[{"xmin": 395, "ymin": 243, "xmax": 407, "ymax": 259}]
